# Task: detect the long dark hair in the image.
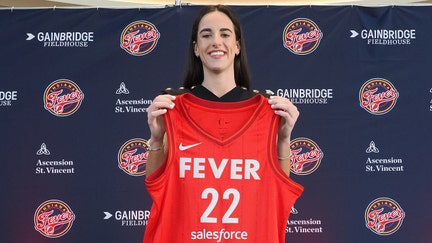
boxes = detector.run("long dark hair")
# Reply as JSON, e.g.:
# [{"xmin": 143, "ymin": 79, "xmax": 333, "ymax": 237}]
[{"xmin": 182, "ymin": 5, "xmax": 251, "ymax": 89}]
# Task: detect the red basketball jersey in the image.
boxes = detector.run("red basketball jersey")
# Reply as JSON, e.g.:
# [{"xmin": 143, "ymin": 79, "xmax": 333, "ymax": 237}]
[{"xmin": 144, "ymin": 93, "xmax": 303, "ymax": 243}]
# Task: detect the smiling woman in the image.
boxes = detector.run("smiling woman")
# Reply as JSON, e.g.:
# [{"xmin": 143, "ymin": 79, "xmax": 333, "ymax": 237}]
[
  {"xmin": 143, "ymin": 4, "xmax": 303, "ymax": 243},
  {"xmin": 193, "ymin": 11, "xmax": 241, "ymax": 96},
  {"xmin": 182, "ymin": 4, "xmax": 251, "ymax": 92}
]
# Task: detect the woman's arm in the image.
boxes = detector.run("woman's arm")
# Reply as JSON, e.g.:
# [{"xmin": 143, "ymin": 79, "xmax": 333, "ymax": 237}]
[
  {"xmin": 268, "ymin": 96, "xmax": 300, "ymax": 176},
  {"xmin": 146, "ymin": 94, "xmax": 176, "ymax": 176}
]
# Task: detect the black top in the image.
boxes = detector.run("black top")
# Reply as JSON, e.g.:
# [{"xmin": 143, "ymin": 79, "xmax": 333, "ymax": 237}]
[
  {"xmin": 190, "ymin": 85, "xmax": 257, "ymax": 102},
  {"xmin": 164, "ymin": 85, "xmax": 264, "ymax": 102}
]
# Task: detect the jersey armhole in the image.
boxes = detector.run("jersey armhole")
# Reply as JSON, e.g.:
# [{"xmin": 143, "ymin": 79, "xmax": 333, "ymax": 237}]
[
  {"xmin": 145, "ymin": 157, "xmax": 168, "ymax": 183},
  {"xmin": 269, "ymin": 116, "xmax": 304, "ymax": 196}
]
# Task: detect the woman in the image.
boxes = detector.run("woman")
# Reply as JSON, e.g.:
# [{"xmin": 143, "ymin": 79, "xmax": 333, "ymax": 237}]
[{"xmin": 144, "ymin": 5, "xmax": 303, "ymax": 243}]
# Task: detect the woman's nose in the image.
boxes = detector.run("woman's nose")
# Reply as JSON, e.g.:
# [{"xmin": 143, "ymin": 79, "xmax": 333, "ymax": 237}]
[{"xmin": 211, "ymin": 35, "xmax": 222, "ymax": 47}]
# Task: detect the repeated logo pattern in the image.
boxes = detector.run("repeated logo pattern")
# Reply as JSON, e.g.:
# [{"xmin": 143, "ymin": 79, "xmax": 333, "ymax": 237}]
[
  {"xmin": 365, "ymin": 197, "xmax": 405, "ymax": 235},
  {"xmin": 290, "ymin": 137, "xmax": 323, "ymax": 175},
  {"xmin": 283, "ymin": 18, "xmax": 323, "ymax": 55},
  {"xmin": 44, "ymin": 79, "xmax": 84, "ymax": 117},
  {"xmin": 118, "ymin": 138, "xmax": 150, "ymax": 176},
  {"xmin": 359, "ymin": 78, "xmax": 399, "ymax": 115},
  {"xmin": 34, "ymin": 199, "xmax": 75, "ymax": 238},
  {"xmin": 3, "ymin": 7, "xmax": 425, "ymax": 242},
  {"xmin": 120, "ymin": 20, "xmax": 160, "ymax": 56}
]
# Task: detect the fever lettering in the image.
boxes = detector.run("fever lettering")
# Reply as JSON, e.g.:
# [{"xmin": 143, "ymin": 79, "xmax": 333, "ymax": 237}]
[{"xmin": 179, "ymin": 157, "xmax": 260, "ymax": 180}]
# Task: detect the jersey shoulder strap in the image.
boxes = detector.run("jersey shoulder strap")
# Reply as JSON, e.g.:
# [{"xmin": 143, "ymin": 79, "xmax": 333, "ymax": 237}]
[
  {"xmin": 162, "ymin": 87, "xmax": 190, "ymax": 95},
  {"xmin": 162, "ymin": 86, "xmax": 272, "ymax": 98}
]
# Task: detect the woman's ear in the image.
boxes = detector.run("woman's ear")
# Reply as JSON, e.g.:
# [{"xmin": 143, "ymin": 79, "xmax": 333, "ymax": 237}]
[
  {"xmin": 236, "ymin": 40, "xmax": 240, "ymax": 55},
  {"xmin": 193, "ymin": 41, "xmax": 199, "ymax": 57}
]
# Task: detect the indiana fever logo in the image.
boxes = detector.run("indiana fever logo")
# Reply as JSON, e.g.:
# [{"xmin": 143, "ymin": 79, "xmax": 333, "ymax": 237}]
[
  {"xmin": 34, "ymin": 199, "xmax": 75, "ymax": 238},
  {"xmin": 365, "ymin": 197, "xmax": 405, "ymax": 235},
  {"xmin": 283, "ymin": 18, "xmax": 323, "ymax": 55},
  {"xmin": 290, "ymin": 137, "xmax": 323, "ymax": 175},
  {"xmin": 118, "ymin": 138, "xmax": 149, "ymax": 176},
  {"xmin": 120, "ymin": 20, "xmax": 160, "ymax": 56},
  {"xmin": 44, "ymin": 79, "xmax": 84, "ymax": 117},
  {"xmin": 359, "ymin": 78, "xmax": 399, "ymax": 115}
]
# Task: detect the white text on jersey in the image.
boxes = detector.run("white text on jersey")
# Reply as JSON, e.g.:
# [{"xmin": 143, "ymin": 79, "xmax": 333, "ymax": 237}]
[{"xmin": 179, "ymin": 157, "xmax": 261, "ymax": 180}]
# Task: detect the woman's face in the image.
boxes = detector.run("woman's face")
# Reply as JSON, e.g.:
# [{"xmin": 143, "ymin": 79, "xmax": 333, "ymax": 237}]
[{"xmin": 194, "ymin": 11, "xmax": 240, "ymax": 76}]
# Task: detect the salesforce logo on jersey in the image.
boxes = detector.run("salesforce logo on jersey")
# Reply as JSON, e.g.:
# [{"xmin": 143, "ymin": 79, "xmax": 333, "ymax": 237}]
[{"xmin": 103, "ymin": 209, "xmax": 150, "ymax": 227}]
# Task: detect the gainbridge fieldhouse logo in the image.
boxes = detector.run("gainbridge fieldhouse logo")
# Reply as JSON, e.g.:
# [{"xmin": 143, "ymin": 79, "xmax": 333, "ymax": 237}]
[
  {"xmin": 44, "ymin": 79, "xmax": 84, "ymax": 117},
  {"xmin": 365, "ymin": 197, "xmax": 405, "ymax": 236},
  {"xmin": 359, "ymin": 78, "xmax": 399, "ymax": 115},
  {"xmin": 290, "ymin": 137, "xmax": 323, "ymax": 175},
  {"xmin": 34, "ymin": 199, "xmax": 75, "ymax": 238},
  {"xmin": 283, "ymin": 18, "xmax": 323, "ymax": 55},
  {"xmin": 118, "ymin": 138, "xmax": 150, "ymax": 176},
  {"xmin": 120, "ymin": 20, "xmax": 160, "ymax": 56}
]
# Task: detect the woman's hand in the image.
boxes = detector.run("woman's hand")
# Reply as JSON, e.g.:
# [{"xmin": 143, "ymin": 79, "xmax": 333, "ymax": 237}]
[
  {"xmin": 146, "ymin": 94, "xmax": 176, "ymax": 142},
  {"xmin": 268, "ymin": 96, "xmax": 299, "ymax": 142}
]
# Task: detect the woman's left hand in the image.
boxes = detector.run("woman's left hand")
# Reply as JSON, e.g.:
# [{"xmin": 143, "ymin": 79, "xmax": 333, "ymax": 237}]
[{"xmin": 268, "ymin": 96, "xmax": 299, "ymax": 141}]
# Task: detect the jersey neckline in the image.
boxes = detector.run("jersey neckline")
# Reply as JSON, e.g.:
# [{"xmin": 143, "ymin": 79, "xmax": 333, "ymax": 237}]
[{"xmin": 178, "ymin": 93, "xmax": 266, "ymax": 145}]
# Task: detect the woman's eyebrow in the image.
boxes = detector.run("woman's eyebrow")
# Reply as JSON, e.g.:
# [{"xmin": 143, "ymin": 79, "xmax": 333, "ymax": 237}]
[
  {"xmin": 199, "ymin": 28, "xmax": 212, "ymax": 34},
  {"xmin": 220, "ymin": 28, "xmax": 233, "ymax": 32},
  {"xmin": 199, "ymin": 28, "xmax": 233, "ymax": 34}
]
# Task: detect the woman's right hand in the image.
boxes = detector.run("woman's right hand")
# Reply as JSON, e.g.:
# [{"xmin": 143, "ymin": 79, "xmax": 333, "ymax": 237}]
[{"xmin": 146, "ymin": 94, "xmax": 176, "ymax": 142}]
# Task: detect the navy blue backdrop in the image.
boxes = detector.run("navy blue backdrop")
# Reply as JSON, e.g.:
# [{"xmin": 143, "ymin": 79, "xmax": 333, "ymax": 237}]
[{"xmin": 1, "ymin": 5, "xmax": 431, "ymax": 243}]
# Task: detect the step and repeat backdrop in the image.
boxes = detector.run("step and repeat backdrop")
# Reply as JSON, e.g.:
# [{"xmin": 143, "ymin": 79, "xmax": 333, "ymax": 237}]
[{"xmin": 1, "ymin": 5, "xmax": 431, "ymax": 243}]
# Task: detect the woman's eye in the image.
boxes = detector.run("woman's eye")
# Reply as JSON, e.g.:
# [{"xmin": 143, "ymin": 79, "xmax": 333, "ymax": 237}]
[{"xmin": 201, "ymin": 34, "xmax": 211, "ymax": 38}]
